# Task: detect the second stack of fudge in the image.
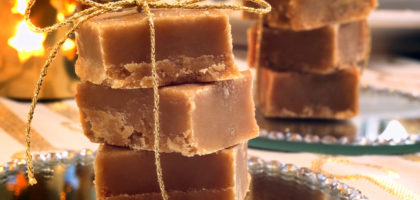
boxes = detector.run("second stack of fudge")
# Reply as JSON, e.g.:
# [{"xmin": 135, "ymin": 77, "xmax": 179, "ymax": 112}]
[
  {"xmin": 245, "ymin": 0, "xmax": 377, "ymax": 119},
  {"xmin": 74, "ymin": 9, "xmax": 259, "ymax": 200}
]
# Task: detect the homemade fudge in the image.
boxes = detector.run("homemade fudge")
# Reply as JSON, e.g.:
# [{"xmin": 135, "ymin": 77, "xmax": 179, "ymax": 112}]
[
  {"xmin": 252, "ymin": 21, "xmax": 369, "ymax": 73},
  {"xmin": 243, "ymin": 0, "xmax": 377, "ymax": 31},
  {"xmin": 255, "ymin": 110, "xmax": 357, "ymax": 141},
  {"xmin": 76, "ymin": 71, "xmax": 258, "ymax": 156},
  {"xmin": 247, "ymin": 24, "xmax": 258, "ymax": 68},
  {"xmin": 95, "ymin": 143, "xmax": 250, "ymax": 200},
  {"xmin": 76, "ymin": 8, "xmax": 239, "ymax": 89},
  {"xmin": 257, "ymin": 66, "xmax": 359, "ymax": 119}
]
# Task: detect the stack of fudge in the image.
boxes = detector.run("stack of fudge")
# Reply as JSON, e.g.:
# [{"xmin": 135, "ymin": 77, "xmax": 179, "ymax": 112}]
[
  {"xmin": 74, "ymin": 9, "xmax": 259, "ymax": 200},
  {"xmin": 245, "ymin": 0, "xmax": 377, "ymax": 119}
]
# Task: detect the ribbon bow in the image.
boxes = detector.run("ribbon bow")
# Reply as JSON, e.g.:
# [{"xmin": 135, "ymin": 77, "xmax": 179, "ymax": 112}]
[{"xmin": 23, "ymin": 0, "xmax": 271, "ymax": 199}]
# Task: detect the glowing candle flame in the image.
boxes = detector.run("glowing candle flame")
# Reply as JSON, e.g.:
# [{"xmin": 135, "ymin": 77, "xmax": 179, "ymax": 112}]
[
  {"xmin": 8, "ymin": 21, "xmax": 47, "ymax": 62},
  {"xmin": 11, "ymin": 0, "xmax": 27, "ymax": 15},
  {"xmin": 8, "ymin": 0, "xmax": 78, "ymax": 62},
  {"xmin": 9, "ymin": 0, "xmax": 47, "ymax": 62}
]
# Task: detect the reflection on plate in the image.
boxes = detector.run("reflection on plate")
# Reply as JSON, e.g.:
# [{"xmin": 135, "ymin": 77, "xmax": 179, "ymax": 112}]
[
  {"xmin": 0, "ymin": 150, "xmax": 366, "ymax": 200},
  {"xmin": 251, "ymin": 86, "xmax": 420, "ymax": 155}
]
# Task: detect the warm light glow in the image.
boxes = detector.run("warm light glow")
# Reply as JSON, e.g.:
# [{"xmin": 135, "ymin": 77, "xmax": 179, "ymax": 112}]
[
  {"xmin": 62, "ymin": 39, "xmax": 76, "ymax": 51},
  {"xmin": 55, "ymin": 2, "xmax": 76, "ymax": 22},
  {"xmin": 6, "ymin": 172, "xmax": 29, "ymax": 196},
  {"xmin": 50, "ymin": 0, "xmax": 77, "ymax": 16},
  {"xmin": 8, "ymin": 21, "xmax": 47, "ymax": 62},
  {"xmin": 9, "ymin": 0, "xmax": 77, "ymax": 62},
  {"xmin": 9, "ymin": 0, "xmax": 48, "ymax": 62},
  {"xmin": 52, "ymin": 0, "xmax": 78, "ymax": 59},
  {"xmin": 11, "ymin": 0, "xmax": 27, "ymax": 15},
  {"xmin": 57, "ymin": 13, "xmax": 65, "ymax": 22},
  {"xmin": 62, "ymin": 39, "xmax": 77, "ymax": 60},
  {"xmin": 66, "ymin": 3, "xmax": 77, "ymax": 15}
]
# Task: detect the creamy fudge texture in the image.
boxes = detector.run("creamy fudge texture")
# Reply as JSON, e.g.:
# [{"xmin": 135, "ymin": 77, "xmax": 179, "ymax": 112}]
[
  {"xmin": 76, "ymin": 71, "xmax": 258, "ymax": 156},
  {"xmin": 95, "ymin": 143, "xmax": 250, "ymax": 200},
  {"xmin": 252, "ymin": 21, "xmax": 369, "ymax": 74},
  {"xmin": 247, "ymin": 23, "xmax": 258, "ymax": 68},
  {"xmin": 257, "ymin": 66, "xmax": 359, "ymax": 119},
  {"xmin": 76, "ymin": 8, "xmax": 239, "ymax": 88},
  {"xmin": 243, "ymin": 0, "xmax": 377, "ymax": 31},
  {"xmin": 255, "ymin": 110, "xmax": 357, "ymax": 141}
]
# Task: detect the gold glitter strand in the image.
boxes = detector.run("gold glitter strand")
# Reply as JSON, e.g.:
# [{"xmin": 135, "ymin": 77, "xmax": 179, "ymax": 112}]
[
  {"xmin": 141, "ymin": 0, "xmax": 168, "ymax": 199},
  {"xmin": 23, "ymin": 0, "xmax": 108, "ymax": 185},
  {"xmin": 22, "ymin": 18, "xmax": 94, "ymax": 185},
  {"xmin": 23, "ymin": 1, "xmax": 271, "ymax": 198},
  {"xmin": 311, "ymin": 156, "xmax": 420, "ymax": 200}
]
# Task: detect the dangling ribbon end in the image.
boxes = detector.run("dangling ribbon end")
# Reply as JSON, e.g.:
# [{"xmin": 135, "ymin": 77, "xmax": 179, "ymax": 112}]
[{"xmin": 28, "ymin": 177, "xmax": 37, "ymax": 186}]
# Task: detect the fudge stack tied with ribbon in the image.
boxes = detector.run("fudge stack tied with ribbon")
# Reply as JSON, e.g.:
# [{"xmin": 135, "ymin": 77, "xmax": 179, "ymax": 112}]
[
  {"xmin": 75, "ymin": 9, "xmax": 259, "ymax": 200},
  {"xmin": 245, "ymin": 0, "xmax": 377, "ymax": 119},
  {"xmin": 22, "ymin": 0, "xmax": 270, "ymax": 200}
]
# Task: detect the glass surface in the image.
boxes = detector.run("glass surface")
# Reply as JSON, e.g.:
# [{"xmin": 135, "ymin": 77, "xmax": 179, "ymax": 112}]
[
  {"xmin": 0, "ymin": 151, "xmax": 366, "ymax": 200},
  {"xmin": 250, "ymin": 87, "xmax": 420, "ymax": 155}
]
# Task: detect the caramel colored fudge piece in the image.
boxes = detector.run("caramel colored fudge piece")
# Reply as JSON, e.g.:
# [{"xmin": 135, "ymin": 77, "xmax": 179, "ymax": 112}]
[
  {"xmin": 95, "ymin": 143, "xmax": 250, "ymax": 200},
  {"xmin": 255, "ymin": 110, "xmax": 357, "ymax": 141},
  {"xmin": 243, "ymin": 0, "xmax": 377, "ymax": 31},
  {"xmin": 76, "ymin": 71, "xmax": 258, "ymax": 156},
  {"xmin": 247, "ymin": 23, "xmax": 258, "ymax": 68},
  {"xmin": 76, "ymin": 8, "xmax": 239, "ymax": 89},
  {"xmin": 254, "ymin": 21, "xmax": 369, "ymax": 74},
  {"xmin": 257, "ymin": 67, "xmax": 359, "ymax": 119}
]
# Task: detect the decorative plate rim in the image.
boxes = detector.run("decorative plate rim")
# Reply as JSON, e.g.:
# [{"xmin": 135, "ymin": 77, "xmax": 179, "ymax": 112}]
[
  {"xmin": 0, "ymin": 149, "xmax": 367, "ymax": 200},
  {"xmin": 259, "ymin": 85, "xmax": 420, "ymax": 147},
  {"xmin": 248, "ymin": 156, "xmax": 368, "ymax": 200}
]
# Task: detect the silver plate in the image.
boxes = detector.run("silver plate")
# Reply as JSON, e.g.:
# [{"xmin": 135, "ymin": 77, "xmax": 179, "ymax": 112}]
[
  {"xmin": 0, "ymin": 150, "xmax": 367, "ymax": 200},
  {"xmin": 251, "ymin": 85, "xmax": 420, "ymax": 154}
]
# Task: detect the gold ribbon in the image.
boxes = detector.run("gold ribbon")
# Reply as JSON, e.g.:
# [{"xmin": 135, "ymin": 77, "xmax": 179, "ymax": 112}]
[{"xmin": 23, "ymin": 0, "xmax": 271, "ymax": 199}]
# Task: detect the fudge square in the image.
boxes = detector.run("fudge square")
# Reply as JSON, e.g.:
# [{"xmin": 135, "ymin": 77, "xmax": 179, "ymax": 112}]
[
  {"xmin": 243, "ymin": 0, "xmax": 377, "ymax": 31},
  {"xmin": 257, "ymin": 66, "xmax": 359, "ymax": 119},
  {"xmin": 75, "ymin": 71, "xmax": 258, "ymax": 156},
  {"xmin": 95, "ymin": 143, "xmax": 250, "ymax": 200},
  {"xmin": 247, "ymin": 23, "xmax": 259, "ymax": 68},
  {"xmin": 250, "ymin": 20, "xmax": 369, "ymax": 73},
  {"xmin": 76, "ymin": 8, "xmax": 239, "ymax": 89},
  {"xmin": 255, "ymin": 110, "xmax": 358, "ymax": 142}
]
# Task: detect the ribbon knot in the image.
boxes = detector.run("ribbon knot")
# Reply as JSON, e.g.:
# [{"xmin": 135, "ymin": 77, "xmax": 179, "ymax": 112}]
[{"xmin": 23, "ymin": 0, "xmax": 271, "ymax": 199}]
